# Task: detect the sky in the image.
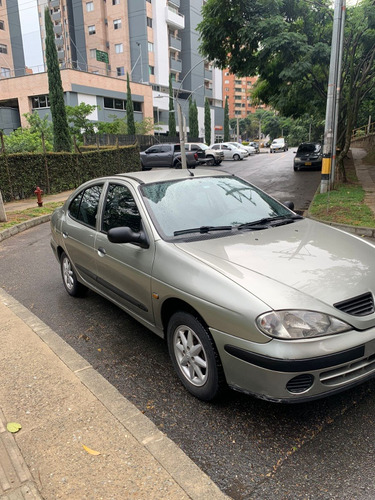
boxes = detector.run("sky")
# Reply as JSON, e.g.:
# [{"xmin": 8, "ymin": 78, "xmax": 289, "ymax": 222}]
[{"xmin": 18, "ymin": 0, "xmax": 44, "ymax": 71}]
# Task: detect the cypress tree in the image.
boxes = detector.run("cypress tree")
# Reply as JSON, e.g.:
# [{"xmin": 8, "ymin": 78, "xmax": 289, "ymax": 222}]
[
  {"xmin": 204, "ymin": 98, "xmax": 211, "ymax": 145},
  {"xmin": 126, "ymin": 73, "xmax": 136, "ymax": 135},
  {"xmin": 44, "ymin": 8, "xmax": 71, "ymax": 152},
  {"xmin": 189, "ymin": 99, "xmax": 199, "ymax": 139},
  {"xmin": 168, "ymin": 75, "xmax": 176, "ymax": 137},
  {"xmin": 224, "ymin": 97, "xmax": 229, "ymax": 141}
]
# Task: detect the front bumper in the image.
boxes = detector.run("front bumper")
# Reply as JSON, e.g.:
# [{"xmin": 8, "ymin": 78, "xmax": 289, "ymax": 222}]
[{"xmin": 210, "ymin": 327, "xmax": 375, "ymax": 402}]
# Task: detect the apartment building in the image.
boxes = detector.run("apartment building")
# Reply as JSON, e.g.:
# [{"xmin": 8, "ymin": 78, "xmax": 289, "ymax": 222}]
[
  {"xmin": 0, "ymin": 0, "xmax": 223, "ymax": 142},
  {"xmin": 222, "ymin": 71, "xmax": 259, "ymax": 119}
]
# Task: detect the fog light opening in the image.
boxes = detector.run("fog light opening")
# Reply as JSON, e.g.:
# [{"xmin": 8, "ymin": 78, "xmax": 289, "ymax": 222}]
[{"xmin": 286, "ymin": 374, "xmax": 314, "ymax": 394}]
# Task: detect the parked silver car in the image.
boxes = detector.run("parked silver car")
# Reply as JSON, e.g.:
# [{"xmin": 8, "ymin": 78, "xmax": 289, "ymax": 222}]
[{"xmin": 51, "ymin": 169, "xmax": 375, "ymax": 403}]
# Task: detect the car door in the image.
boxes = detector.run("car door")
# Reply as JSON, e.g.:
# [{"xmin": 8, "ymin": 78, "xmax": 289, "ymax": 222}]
[
  {"xmin": 61, "ymin": 183, "xmax": 103, "ymax": 288},
  {"xmin": 221, "ymin": 144, "xmax": 232, "ymax": 160},
  {"xmin": 94, "ymin": 182, "xmax": 155, "ymax": 325}
]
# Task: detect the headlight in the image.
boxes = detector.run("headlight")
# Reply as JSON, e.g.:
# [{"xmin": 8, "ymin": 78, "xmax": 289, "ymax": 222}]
[{"xmin": 256, "ymin": 310, "xmax": 351, "ymax": 339}]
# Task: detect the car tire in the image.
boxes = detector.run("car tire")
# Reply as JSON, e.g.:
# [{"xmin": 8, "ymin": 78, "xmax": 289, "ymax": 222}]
[
  {"xmin": 167, "ymin": 312, "xmax": 224, "ymax": 401},
  {"xmin": 60, "ymin": 252, "xmax": 87, "ymax": 297},
  {"xmin": 206, "ymin": 156, "xmax": 215, "ymax": 166},
  {"xmin": 233, "ymin": 154, "xmax": 240, "ymax": 161},
  {"xmin": 215, "ymin": 160, "xmax": 222, "ymax": 165},
  {"xmin": 293, "ymin": 165, "xmax": 299, "ymax": 171},
  {"xmin": 173, "ymin": 158, "xmax": 182, "ymax": 169}
]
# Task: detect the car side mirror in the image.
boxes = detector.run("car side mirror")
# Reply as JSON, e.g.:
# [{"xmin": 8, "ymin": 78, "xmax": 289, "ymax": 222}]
[
  {"xmin": 107, "ymin": 227, "xmax": 149, "ymax": 249},
  {"xmin": 283, "ymin": 201, "xmax": 295, "ymax": 210}
]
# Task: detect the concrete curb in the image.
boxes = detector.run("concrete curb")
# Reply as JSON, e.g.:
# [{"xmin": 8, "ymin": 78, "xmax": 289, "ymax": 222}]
[
  {"xmin": 0, "ymin": 214, "xmax": 52, "ymax": 243},
  {"xmin": 0, "ymin": 288, "xmax": 228, "ymax": 500},
  {"xmin": 306, "ymin": 213, "xmax": 375, "ymax": 238}
]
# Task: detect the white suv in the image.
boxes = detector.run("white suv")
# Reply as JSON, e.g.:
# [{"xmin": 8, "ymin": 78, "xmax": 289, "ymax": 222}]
[{"xmin": 270, "ymin": 138, "xmax": 288, "ymax": 153}]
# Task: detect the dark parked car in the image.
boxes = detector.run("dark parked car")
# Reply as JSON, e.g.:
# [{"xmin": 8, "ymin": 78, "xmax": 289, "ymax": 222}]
[
  {"xmin": 140, "ymin": 143, "xmax": 199, "ymax": 170},
  {"xmin": 293, "ymin": 142, "xmax": 323, "ymax": 171}
]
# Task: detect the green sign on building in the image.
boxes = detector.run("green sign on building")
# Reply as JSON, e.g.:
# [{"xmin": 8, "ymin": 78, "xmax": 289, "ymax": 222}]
[{"xmin": 96, "ymin": 50, "xmax": 109, "ymax": 64}]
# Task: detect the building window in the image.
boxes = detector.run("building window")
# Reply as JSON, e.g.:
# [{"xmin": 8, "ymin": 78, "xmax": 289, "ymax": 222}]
[
  {"xmin": 112, "ymin": 0, "xmax": 120, "ymax": 4},
  {"xmin": 113, "ymin": 19, "xmax": 121, "ymax": 29},
  {"xmin": 1, "ymin": 67, "xmax": 10, "ymax": 77},
  {"xmin": 148, "ymin": 42, "xmax": 154, "ymax": 52},
  {"xmin": 0, "ymin": 44, "xmax": 7, "ymax": 54},
  {"xmin": 116, "ymin": 66, "xmax": 125, "ymax": 76},
  {"xmin": 146, "ymin": 0, "xmax": 151, "ymax": 3},
  {"xmin": 0, "ymin": 20, "xmax": 4, "ymax": 30},
  {"xmin": 88, "ymin": 25, "xmax": 95, "ymax": 35},
  {"xmin": 86, "ymin": 1, "xmax": 94, "ymax": 12},
  {"xmin": 31, "ymin": 95, "xmax": 50, "ymax": 109},
  {"xmin": 90, "ymin": 48, "xmax": 96, "ymax": 58},
  {"xmin": 146, "ymin": 17, "xmax": 152, "ymax": 28},
  {"xmin": 115, "ymin": 43, "xmax": 123, "ymax": 53},
  {"xmin": 149, "ymin": 65, "xmax": 154, "ymax": 75},
  {"xmin": 103, "ymin": 97, "xmax": 142, "ymax": 112}
]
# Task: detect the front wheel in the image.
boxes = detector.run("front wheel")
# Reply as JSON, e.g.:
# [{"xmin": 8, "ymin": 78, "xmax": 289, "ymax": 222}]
[
  {"xmin": 205, "ymin": 156, "xmax": 215, "ymax": 166},
  {"xmin": 60, "ymin": 252, "xmax": 87, "ymax": 297},
  {"xmin": 167, "ymin": 312, "xmax": 224, "ymax": 401},
  {"xmin": 233, "ymin": 154, "xmax": 240, "ymax": 161}
]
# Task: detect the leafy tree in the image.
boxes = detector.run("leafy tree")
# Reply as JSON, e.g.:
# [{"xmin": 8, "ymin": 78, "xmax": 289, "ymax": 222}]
[
  {"xmin": 4, "ymin": 113, "xmax": 53, "ymax": 153},
  {"xmin": 189, "ymin": 99, "xmax": 199, "ymax": 138},
  {"xmin": 204, "ymin": 98, "xmax": 211, "ymax": 145},
  {"xmin": 66, "ymin": 103, "xmax": 97, "ymax": 140},
  {"xmin": 224, "ymin": 97, "xmax": 229, "ymax": 141},
  {"xmin": 126, "ymin": 73, "xmax": 136, "ymax": 135},
  {"xmin": 168, "ymin": 75, "xmax": 176, "ymax": 136},
  {"xmin": 44, "ymin": 8, "xmax": 71, "ymax": 152},
  {"xmin": 198, "ymin": 0, "xmax": 375, "ymax": 180}
]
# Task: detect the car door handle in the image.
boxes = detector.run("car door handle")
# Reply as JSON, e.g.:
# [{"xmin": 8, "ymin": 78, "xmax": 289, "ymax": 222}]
[
  {"xmin": 62, "ymin": 231, "xmax": 68, "ymax": 239},
  {"xmin": 97, "ymin": 247, "xmax": 107, "ymax": 257}
]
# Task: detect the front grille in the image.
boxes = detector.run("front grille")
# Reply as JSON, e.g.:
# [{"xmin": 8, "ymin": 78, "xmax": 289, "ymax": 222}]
[
  {"xmin": 334, "ymin": 292, "xmax": 374, "ymax": 316},
  {"xmin": 320, "ymin": 353, "xmax": 375, "ymax": 386},
  {"xmin": 286, "ymin": 374, "xmax": 314, "ymax": 394}
]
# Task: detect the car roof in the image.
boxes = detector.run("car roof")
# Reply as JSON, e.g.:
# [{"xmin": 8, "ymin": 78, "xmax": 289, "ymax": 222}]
[{"xmin": 112, "ymin": 168, "xmax": 226, "ymax": 185}]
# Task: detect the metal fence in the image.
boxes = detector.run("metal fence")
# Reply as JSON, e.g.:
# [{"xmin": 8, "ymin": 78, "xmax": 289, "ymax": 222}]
[{"xmin": 83, "ymin": 134, "xmax": 203, "ymax": 151}]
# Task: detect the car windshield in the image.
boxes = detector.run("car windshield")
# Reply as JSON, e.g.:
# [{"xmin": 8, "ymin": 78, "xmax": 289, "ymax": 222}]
[
  {"xmin": 140, "ymin": 175, "xmax": 293, "ymax": 239},
  {"xmin": 297, "ymin": 143, "xmax": 321, "ymax": 153}
]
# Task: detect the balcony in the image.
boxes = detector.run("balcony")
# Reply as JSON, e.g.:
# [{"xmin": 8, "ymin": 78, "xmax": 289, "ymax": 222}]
[
  {"xmin": 170, "ymin": 57, "xmax": 182, "ymax": 73},
  {"xmin": 204, "ymin": 69, "xmax": 212, "ymax": 81},
  {"xmin": 50, "ymin": 0, "xmax": 60, "ymax": 8},
  {"xmin": 205, "ymin": 87, "xmax": 213, "ymax": 98},
  {"xmin": 53, "ymin": 24, "xmax": 62, "ymax": 36},
  {"xmin": 57, "ymin": 49, "xmax": 65, "ymax": 60},
  {"xmin": 168, "ymin": 0, "xmax": 180, "ymax": 7},
  {"xmin": 169, "ymin": 34, "xmax": 181, "ymax": 52},
  {"xmin": 165, "ymin": 6, "xmax": 184, "ymax": 29},
  {"xmin": 55, "ymin": 37, "xmax": 64, "ymax": 48},
  {"xmin": 52, "ymin": 11, "xmax": 61, "ymax": 22}
]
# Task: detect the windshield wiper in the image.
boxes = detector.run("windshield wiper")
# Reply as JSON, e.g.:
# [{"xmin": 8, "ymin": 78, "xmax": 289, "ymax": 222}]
[
  {"xmin": 174, "ymin": 225, "xmax": 233, "ymax": 236},
  {"xmin": 237, "ymin": 214, "xmax": 303, "ymax": 230}
]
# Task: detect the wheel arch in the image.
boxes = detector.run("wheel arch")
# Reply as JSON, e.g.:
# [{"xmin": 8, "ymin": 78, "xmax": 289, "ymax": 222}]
[{"xmin": 160, "ymin": 297, "xmax": 209, "ymax": 337}]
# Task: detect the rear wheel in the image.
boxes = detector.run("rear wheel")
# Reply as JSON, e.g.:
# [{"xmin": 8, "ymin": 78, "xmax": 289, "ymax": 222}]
[
  {"xmin": 167, "ymin": 312, "xmax": 224, "ymax": 401},
  {"xmin": 60, "ymin": 252, "xmax": 87, "ymax": 297}
]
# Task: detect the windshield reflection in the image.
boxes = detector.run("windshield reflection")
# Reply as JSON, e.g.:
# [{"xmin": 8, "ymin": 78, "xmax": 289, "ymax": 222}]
[{"xmin": 141, "ymin": 176, "xmax": 291, "ymax": 239}]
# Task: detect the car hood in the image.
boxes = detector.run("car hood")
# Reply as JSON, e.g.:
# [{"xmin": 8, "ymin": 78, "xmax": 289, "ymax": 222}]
[{"xmin": 175, "ymin": 218, "xmax": 375, "ymax": 320}]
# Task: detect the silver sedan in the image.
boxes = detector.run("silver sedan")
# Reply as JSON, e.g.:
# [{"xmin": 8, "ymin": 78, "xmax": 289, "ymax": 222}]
[{"xmin": 50, "ymin": 169, "xmax": 375, "ymax": 402}]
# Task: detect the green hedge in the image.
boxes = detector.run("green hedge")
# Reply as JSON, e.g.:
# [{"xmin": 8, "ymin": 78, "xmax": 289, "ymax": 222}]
[{"xmin": 0, "ymin": 144, "xmax": 141, "ymax": 201}]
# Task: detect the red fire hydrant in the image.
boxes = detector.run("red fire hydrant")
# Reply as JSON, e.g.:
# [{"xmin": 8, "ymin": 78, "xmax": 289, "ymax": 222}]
[{"xmin": 35, "ymin": 186, "xmax": 43, "ymax": 207}]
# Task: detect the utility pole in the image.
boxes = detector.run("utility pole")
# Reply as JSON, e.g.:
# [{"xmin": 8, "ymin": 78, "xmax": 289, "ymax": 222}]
[{"xmin": 320, "ymin": 0, "xmax": 345, "ymax": 193}]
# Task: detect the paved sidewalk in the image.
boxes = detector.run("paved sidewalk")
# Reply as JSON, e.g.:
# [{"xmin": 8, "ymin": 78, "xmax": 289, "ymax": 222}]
[{"xmin": 0, "ymin": 288, "xmax": 228, "ymax": 500}]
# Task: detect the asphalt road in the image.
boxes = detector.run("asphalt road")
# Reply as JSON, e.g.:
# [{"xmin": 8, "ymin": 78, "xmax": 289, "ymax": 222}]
[{"xmin": 1, "ymin": 154, "xmax": 375, "ymax": 499}]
